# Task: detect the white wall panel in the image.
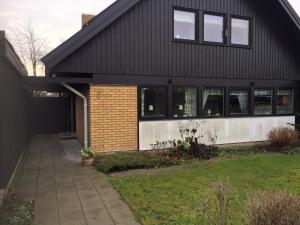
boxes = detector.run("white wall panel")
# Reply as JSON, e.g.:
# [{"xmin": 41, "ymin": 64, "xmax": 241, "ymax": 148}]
[{"xmin": 139, "ymin": 116, "xmax": 295, "ymax": 150}]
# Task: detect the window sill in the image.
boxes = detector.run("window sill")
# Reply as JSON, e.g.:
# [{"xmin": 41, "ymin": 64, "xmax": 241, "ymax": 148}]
[
  {"xmin": 275, "ymin": 114, "xmax": 295, "ymax": 117},
  {"xmin": 172, "ymin": 38, "xmax": 198, "ymax": 44},
  {"xmin": 202, "ymin": 116, "xmax": 225, "ymax": 119},
  {"xmin": 172, "ymin": 116, "xmax": 199, "ymax": 120},
  {"xmin": 230, "ymin": 43, "xmax": 252, "ymax": 49},
  {"xmin": 172, "ymin": 39, "xmax": 252, "ymax": 49},
  {"xmin": 253, "ymin": 114, "xmax": 295, "ymax": 117},
  {"xmin": 228, "ymin": 114, "xmax": 250, "ymax": 117},
  {"xmin": 139, "ymin": 114, "xmax": 296, "ymax": 121},
  {"xmin": 203, "ymin": 40, "xmax": 225, "ymax": 46},
  {"xmin": 140, "ymin": 116, "xmax": 168, "ymax": 121}
]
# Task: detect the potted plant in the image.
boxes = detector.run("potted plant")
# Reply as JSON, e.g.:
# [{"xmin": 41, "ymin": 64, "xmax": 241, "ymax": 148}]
[{"xmin": 81, "ymin": 148, "xmax": 96, "ymax": 166}]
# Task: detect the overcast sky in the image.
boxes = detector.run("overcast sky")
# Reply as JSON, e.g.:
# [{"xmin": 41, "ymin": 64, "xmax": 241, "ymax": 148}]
[{"xmin": 0, "ymin": 0, "xmax": 299, "ymax": 51}]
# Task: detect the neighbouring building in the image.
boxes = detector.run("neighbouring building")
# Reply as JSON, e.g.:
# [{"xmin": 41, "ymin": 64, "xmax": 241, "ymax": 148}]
[
  {"xmin": 0, "ymin": 30, "xmax": 73, "ymax": 202},
  {"xmin": 0, "ymin": 31, "xmax": 30, "ymax": 202},
  {"xmin": 42, "ymin": 0, "xmax": 300, "ymax": 152}
]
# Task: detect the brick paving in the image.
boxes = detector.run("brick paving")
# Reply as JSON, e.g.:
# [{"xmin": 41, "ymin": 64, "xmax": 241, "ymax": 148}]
[{"xmin": 18, "ymin": 135, "xmax": 140, "ymax": 225}]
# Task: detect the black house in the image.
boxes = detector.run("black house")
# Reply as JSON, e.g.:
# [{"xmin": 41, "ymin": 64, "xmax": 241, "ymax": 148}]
[{"xmin": 42, "ymin": 0, "xmax": 300, "ymax": 152}]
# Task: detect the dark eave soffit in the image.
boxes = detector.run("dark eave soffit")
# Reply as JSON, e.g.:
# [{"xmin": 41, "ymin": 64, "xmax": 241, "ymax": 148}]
[
  {"xmin": 41, "ymin": 0, "xmax": 141, "ymax": 68},
  {"xmin": 42, "ymin": 0, "xmax": 300, "ymax": 70}
]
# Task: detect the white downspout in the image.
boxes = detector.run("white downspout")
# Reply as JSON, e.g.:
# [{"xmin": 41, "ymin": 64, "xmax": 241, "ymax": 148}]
[{"xmin": 61, "ymin": 82, "xmax": 88, "ymax": 149}]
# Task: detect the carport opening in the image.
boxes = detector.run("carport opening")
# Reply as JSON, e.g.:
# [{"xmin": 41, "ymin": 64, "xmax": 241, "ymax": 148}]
[
  {"xmin": 25, "ymin": 79, "xmax": 89, "ymax": 148},
  {"xmin": 30, "ymin": 88, "xmax": 73, "ymax": 136}
]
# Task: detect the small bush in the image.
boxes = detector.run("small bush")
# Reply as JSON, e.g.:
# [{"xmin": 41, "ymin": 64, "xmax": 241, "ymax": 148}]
[
  {"xmin": 189, "ymin": 141, "xmax": 219, "ymax": 160},
  {"xmin": 169, "ymin": 140, "xmax": 219, "ymax": 160},
  {"xmin": 171, "ymin": 120, "xmax": 219, "ymax": 160},
  {"xmin": 152, "ymin": 120, "xmax": 219, "ymax": 160},
  {"xmin": 267, "ymin": 127, "xmax": 299, "ymax": 149},
  {"xmin": 95, "ymin": 152, "xmax": 180, "ymax": 173},
  {"xmin": 247, "ymin": 192, "xmax": 300, "ymax": 225},
  {"xmin": 8, "ymin": 204, "xmax": 34, "ymax": 225}
]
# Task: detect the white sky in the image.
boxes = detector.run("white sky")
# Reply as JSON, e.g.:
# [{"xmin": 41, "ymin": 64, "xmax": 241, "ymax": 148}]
[
  {"xmin": 0, "ymin": 0, "xmax": 117, "ymax": 49},
  {"xmin": 0, "ymin": 0, "xmax": 299, "ymax": 51}
]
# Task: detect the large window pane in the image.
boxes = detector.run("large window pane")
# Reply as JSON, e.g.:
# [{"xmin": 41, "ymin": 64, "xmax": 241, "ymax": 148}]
[
  {"xmin": 141, "ymin": 87, "xmax": 167, "ymax": 117},
  {"xmin": 172, "ymin": 87, "xmax": 197, "ymax": 118},
  {"xmin": 254, "ymin": 89, "xmax": 273, "ymax": 115},
  {"xmin": 174, "ymin": 10, "xmax": 196, "ymax": 40},
  {"xmin": 203, "ymin": 88, "xmax": 224, "ymax": 117},
  {"xmin": 229, "ymin": 89, "xmax": 249, "ymax": 115},
  {"xmin": 277, "ymin": 89, "xmax": 294, "ymax": 115},
  {"xmin": 204, "ymin": 14, "xmax": 224, "ymax": 43},
  {"xmin": 231, "ymin": 18, "xmax": 250, "ymax": 45}
]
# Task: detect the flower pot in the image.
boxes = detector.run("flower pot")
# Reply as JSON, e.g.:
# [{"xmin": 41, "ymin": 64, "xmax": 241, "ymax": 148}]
[{"xmin": 82, "ymin": 157, "xmax": 95, "ymax": 167}]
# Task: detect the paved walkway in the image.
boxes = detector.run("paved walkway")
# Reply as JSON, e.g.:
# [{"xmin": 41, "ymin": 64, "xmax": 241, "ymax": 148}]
[{"xmin": 18, "ymin": 135, "xmax": 140, "ymax": 225}]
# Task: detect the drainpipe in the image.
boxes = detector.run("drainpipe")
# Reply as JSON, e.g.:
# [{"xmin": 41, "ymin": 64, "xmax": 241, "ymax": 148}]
[{"xmin": 60, "ymin": 82, "xmax": 88, "ymax": 149}]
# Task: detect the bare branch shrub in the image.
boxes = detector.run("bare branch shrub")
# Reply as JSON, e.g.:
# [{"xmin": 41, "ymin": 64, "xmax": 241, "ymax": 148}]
[
  {"xmin": 199, "ymin": 180, "xmax": 233, "ymax": 225},
  {"xmin": 267, "ymin": 127, "xmax": 299, "ymax": 149},
  {"xmin": 247, "ymin": 192, "xmax": 300, "ymax": 225},
  {"xmin": 178, "ymin": 120, "xmax": 218, "ymax": 145}
]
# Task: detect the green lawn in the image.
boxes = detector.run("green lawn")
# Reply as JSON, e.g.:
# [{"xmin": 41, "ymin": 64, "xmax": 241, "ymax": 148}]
[{"xmin": 110, "ymin": 153, "xmax": 300, "ymax": 225}]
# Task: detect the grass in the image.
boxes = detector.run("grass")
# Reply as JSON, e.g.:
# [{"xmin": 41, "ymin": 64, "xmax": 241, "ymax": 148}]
[{"xmin": 110, "ymin": 153, "xmax": 300, "ymax": 225}]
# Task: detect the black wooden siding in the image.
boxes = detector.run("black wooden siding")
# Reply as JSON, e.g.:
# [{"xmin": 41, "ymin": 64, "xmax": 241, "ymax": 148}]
[
  {"xmin": 52, "ymin": 0, "xmax": 300, "ymax": 81},
  {"xmin": 0, "ymin": 59, "xmax": 31, "ymax": 189}
]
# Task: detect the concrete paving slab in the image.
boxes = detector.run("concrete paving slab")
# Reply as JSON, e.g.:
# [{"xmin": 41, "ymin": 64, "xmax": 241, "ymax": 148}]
[
  {"xmin": 61, "ymin": 219, "xmax": 87, "ymax": 225},
  {"xmin": 16, "ymin": 135, "xmax": 140, "ymax": 225},
  {"xmin": 57, "ymin": 192, "xmax": 79, "ymax": 203}
]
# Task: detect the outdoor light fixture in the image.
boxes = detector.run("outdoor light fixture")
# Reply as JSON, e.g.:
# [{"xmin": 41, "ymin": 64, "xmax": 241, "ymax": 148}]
[
  {"xmin": 208, "ymin": 109, "xmax": 212, "ymax": 116},
  {"xmin": 149, "ymin": 105, "xmax": 154, "ymax": 111}
]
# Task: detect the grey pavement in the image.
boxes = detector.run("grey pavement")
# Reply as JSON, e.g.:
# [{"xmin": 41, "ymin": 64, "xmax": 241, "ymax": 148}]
[{"xmin": 18, "ymin": 135, "xmax": 140, "ymax": 225}]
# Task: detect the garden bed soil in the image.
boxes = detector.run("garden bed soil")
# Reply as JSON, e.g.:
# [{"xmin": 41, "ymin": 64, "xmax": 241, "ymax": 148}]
[{"xmin": 0, "ymin": 192, "xmax": 34, "ymax": 225}]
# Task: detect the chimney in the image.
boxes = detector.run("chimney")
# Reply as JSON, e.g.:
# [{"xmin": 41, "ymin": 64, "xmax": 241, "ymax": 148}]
[{"xmin": 82, "ymin": 14, "xmax": 95, "ymax": 27}]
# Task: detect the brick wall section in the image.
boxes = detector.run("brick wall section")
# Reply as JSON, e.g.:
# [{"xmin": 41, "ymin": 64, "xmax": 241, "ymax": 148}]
[{"xmin": 88, "ymin": 85, "xmax": 138, "ymax": 152}]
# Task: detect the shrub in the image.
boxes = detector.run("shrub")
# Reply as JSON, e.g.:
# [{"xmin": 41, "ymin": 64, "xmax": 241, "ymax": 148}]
[
  {"xmin": 247, "ymin": 192, "xmax": 300, "ymax": 225},
  {"xmin": 95, "ymin": 152, "xmax": 180, "ymax": 173},
  {"xmin": 267, "ymin": 127, "xmax": 299, "ymax": 148},
  {"xmin": 189, "ymin": 140, "xmax": 219, "ymax": 160},
  {"xmin": 177, "ymin": 140, "xmax": 190, "ymax": 153},
  {"xmin": 170, "ymin": 120, "xmax": 219, "ymax": 160},
  {"xmin": 169, "ymin": 139, "xmax": 219, "ymax": 160},
  {"xmin": 151, "ymin": 120, "xmax": 219, "ymax": 160}
]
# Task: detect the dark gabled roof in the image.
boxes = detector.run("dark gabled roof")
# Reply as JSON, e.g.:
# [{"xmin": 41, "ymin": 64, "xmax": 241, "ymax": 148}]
[
  {"xmin": 278, "ymin": 0, "xmax": 300, "ymax": 30},
  {"xmin": 42, "ymin": 0, "xmax": 141, "ymax": 68},
  {"xmin": 42, "ymin": 0, "xmax": 300, "ymax": 70}
]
